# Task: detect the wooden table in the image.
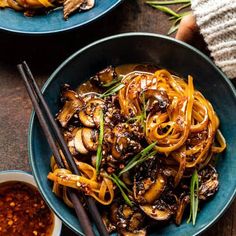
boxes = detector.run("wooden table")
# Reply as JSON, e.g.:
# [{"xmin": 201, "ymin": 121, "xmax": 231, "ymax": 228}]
[{"xmin": 0, "ymin": 0, "xmax": 235, "ymax": 235}]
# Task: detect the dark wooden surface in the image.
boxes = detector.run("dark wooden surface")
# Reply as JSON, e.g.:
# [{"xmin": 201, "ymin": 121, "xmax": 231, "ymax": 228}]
[{"xmin": 0, "ymin": 0, "xmax": 235, "ymax": 235}]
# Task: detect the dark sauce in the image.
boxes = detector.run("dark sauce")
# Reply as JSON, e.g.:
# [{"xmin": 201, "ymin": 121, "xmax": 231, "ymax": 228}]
[{"xmin": 0, "ymin": 181, "xmax": 54, "ymax": 236}]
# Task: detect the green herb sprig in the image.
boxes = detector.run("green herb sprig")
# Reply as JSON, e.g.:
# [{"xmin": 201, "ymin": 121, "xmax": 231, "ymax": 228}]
[
  {"xmin": 187, "ymin": 170, "xmax": 199, "ymax": 225},
  {"xmin": 119, "ymin": 142, "xmax": 157, "ymax": 176},
  {"xmin": 146, "ymin": 0, "xmax": 191, "ymax": 35},
  {"xmin": 102, "ymin": 75, "xmax": 124, "ymax": 87},
  {"xmin": 96, "ymin": 110, "xmax": 104, "ymax": 173},
  {"xmin": 100, "ymin": 82, "xmax": 125, "ymax": 98},
  {"xmin": 108, "ymin": 174, "xmax": 133, "ymax": 207}
]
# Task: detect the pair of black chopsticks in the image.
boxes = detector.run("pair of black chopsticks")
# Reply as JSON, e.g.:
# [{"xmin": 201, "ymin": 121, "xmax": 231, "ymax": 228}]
[{"xmin": 17, "ymin": 61, "xmax": 109, "ymax": 236}]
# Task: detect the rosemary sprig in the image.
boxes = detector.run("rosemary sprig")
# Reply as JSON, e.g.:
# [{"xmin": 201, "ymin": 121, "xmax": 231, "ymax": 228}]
[
  {"xmin": 109, "ymin": 174, "xmax": 133, "ymax": 207},
  {"xmin": 96, "ymin": 110, "xmax": 104, "ymax": 173},
  {"xmin": 187, "ymin": 170, "xmax": 199, "ymax": 225},
  {"xmin": 100, "ymin": 82, "xmax": 125, "ymax": 98},
  {"xmin": 146, "ymin": 0, "xmax": 191, "ymax": 35},
  {"xmin": 102, "ymin": 75, "xmax": 124, "ymax": 87},
  {"xmin": 119, "ymin": 142, "xmax": 157, "ymax": 176}
]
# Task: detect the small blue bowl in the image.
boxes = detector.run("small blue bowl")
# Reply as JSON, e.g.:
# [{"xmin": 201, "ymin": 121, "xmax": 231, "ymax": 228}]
[
  {"xmin": 0, "ymin": 0, "xmax": 121, "ymax": 34},
  {"xmin": 29, "ymin": 33, "xmax": 236, "ymax": 236}
]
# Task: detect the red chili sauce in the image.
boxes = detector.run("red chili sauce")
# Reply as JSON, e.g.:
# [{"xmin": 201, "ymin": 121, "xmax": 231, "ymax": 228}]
[{"xmin": 0, "ymin": 181, "xmax": 54, "ymax": 236}]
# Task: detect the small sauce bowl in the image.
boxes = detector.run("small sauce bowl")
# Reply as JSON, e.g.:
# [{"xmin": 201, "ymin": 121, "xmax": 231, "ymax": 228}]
[{"xmin": 0, "ymin": 170, "xmax": 62, "ymax": 236}]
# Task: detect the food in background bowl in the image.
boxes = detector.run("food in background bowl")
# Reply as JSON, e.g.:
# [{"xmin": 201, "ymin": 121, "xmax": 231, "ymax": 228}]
[
  {"xmin": 0, "ymin": 0, "xmax": 94, "ymax": 19},
  {"xmin": 47, "ymin": 65, "xmax": 226, "ymax": 235},
  {"xmin": 0, "ymin": 171, "xmax": 62, "ymax": 236}
]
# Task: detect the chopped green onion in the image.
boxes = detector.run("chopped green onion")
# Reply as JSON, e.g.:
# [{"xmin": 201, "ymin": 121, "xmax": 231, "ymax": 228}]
[
  {"xmin": 100, "ymin": 83, "xmax": 125, "ymax": 98},
  {"xmin": 102, "ymin": 75, "xmax": 124, "ymax": 87},
  {"xmin": 146, "ymin": 0, "xmax": 191, "ymax": 35},
  {"xmin": 119, "ymin": 142, "xmax": 157, "ymax": 176},
  {"xmin": 109, "ymin": 174, "xmax": 133, "ymax": 207},
  {"xmin": 146, "ymin": 0, "xmax": 190, "ymax": 5},
  {"xmin": 176, "ymin": 2, "xmax": 191, "ymax": 11},
  {"xmin": 187, "ymin": 170, "xmax": 199, "ymax": 225},
  {"xmin": 112, "ymin": 174, "xmax": 132, "ymax": 194},
  {"xmin": 149, "ymin": 5, "xmax": 181, "ymax": 17},
  {"xmin": 96, "ymin": 110, "xmax": 104, "ymax": 173},
  {"xmin": 126, "ymin": 115, "xmax": 142, "ymax": 123}
]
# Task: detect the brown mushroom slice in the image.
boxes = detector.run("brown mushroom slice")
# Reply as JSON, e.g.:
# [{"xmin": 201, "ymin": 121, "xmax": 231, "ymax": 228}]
[
  {"xmin": 143, "ymin": 89, "xmax": 169, "ymax": 112},
  {"xmin": 79, "ymin": 109, "xmax": 95, "ymax": 128},
  {"xmin": 57, "ymin": 100, "xmax": 82, "ymax": 127},
  {"xmin": 85, "ymin": 98, "xmax": 105, "ymax": 116},
  {"xmin": 74, "ymin": 129, "xmax": 89, "ymax": 155},
  {"xmin": 134, "ymin": 173, "xmax": 166, "ymax": 204},
  {"xmin": 62, "ymin": 89, "xmax": 81, "ymax": 101},
  {"xmin": 80, "ymin": 0, "xmax": 94, "ymax": 10},
  {"xmin": 91, "ymin": 66, "xmax": 117, "ymax": 86},
  {"xmin": 140, "ymin": 205, "xmax": 172, "ymax": 221},
  {"xmin": 175, "ymin": 195, "xmax": 190, "ymax": 225},
  {"xmin": 111, "ymin": 140, "xmax": 122, "ymax": 159},
  {"xmin": 63, "ymin": 0, "xmax": 84, "ymax": 19},
  {"xmin": 143, "ymin": 174, "xmax": 166, "ymax": 204},
  {"xmin": 81, "ymin": 128, "xmax": 98, "ymax": 151},
  {"xmin": 93, "ymin": 105, "xmax": 103, "ymax": 127}
]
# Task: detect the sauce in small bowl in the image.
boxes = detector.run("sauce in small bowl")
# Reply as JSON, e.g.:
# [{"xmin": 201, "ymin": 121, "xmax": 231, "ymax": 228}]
[{"xmin": 0, "ymin": 171, "xmax": 62, "ymax": 236}]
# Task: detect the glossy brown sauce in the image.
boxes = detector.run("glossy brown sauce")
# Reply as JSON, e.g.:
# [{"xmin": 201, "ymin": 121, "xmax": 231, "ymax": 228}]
[{"xmin": 0, "ymin": 181, "xmax": 54, "ymax": 236}]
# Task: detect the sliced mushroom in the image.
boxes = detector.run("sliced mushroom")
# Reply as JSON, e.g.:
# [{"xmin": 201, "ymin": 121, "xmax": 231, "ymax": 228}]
[
  {"xmin": 140, "ymin": 205, "xmax": 172, "ymax": 221},
  {"xmin": 143, "ymin": 89, "xmax": 169, "ymax": 112},
  {"xmin": 81, "ymin": 128, "xmax": 98, "ymax": 151},
  {"xmin": 80, "ymin": 0, "xmax": 95, "ymax": 10},
  {"xmin": 68, "ymin": 139, "xmax": 78, "ymax": 156},
  {"xmin": 198, "ymin": 165, "xmax": 219, "ymax": 200},
  {"xmin": 90, "ymin": 66, "xmax": 117, "ymax": 86},
  {"xmin": 57, "ymin": 99, "xmax": 82, "ymax": 127},
  {"xmin": 93, "ymin": 105, "xmax": 103, "ymax": 127},
  {"xmin": 85, "ymin": 98, "xmax": 104, "ymax": 116},
  {"xmin": 79, "ymin": 98, "xmax": 105, "ymax": 127},
  {"xmin": 134, "ymin": 158, "xmax": 166, "ymax": 204},
  {"xmin": 62, "ymin": 89, "xmax": 80, "ymax": 101},
  {"xmin": 74, "ymin": 128, "xmax": 89, "ymax": 154},
  {"xmin": 143, "ymin": 174, "xmax": 166, "ymax": 204},
  {"xmin": 63, "ymin": 0, "xmax": 84, "ymax": 19},
  {"xmin": 134, "ymin": 173, "xmax": 166, "ymax": 204},
  {"xmin": 110, "ymin": 203, "xmax": 146, "ymax": 234},
  {"xmin": 79, "ymin": 109, "xmax": 95, "ymax": 127},
  {"xmin": 175, "ymin": 195, "xmax": 190, "ymax": 225}
]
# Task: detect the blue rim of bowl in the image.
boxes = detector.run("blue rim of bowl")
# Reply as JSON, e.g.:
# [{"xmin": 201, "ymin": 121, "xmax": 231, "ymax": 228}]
[
  {"xmin": 0, "ymin": 0, "xmax": 123, "ymax": 35},
  {"xmin": 28, "ymin": 32, "xmax": 236, "ymax": 235},
  {"xmin": 0, "ymin": 170, "xmax": 32, "ymax": 176}
]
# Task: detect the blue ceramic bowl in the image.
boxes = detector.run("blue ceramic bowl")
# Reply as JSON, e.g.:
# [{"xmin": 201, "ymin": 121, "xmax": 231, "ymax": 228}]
[
  {"xmin": 0, "ymin": 0, "xmax": 121, "ymax": 34},
  {"xmin": 29, "ymin": 33, "xmax": 236, "ymax": 236}
]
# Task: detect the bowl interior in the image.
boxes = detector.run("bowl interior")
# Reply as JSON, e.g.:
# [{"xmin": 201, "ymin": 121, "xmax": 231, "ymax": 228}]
[
  {"xmin": 0, "ymin": 0, "xmax": 121, "ymax": 34},
  {"xmin": 29, "ymin": 33, "xmax": 236, "ymax": 236},
  {"xmin": 0, "ymin": 170, "xmax": 62, "ymax": 236}
]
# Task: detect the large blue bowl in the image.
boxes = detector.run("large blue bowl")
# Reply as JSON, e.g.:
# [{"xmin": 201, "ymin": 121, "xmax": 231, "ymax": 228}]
[
  {"xmin": 0, "ymin": 0, "xmax": 121, "ymax": 34},
  {"xmin": 29, "ymin": 33, "xmax": 236, "ymax": 236}
]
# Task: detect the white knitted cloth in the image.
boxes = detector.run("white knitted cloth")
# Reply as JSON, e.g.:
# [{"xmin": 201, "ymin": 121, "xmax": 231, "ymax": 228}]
[{"xmin": 191, "ymin": 0, "xmax": 236, "ymax": 79}]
